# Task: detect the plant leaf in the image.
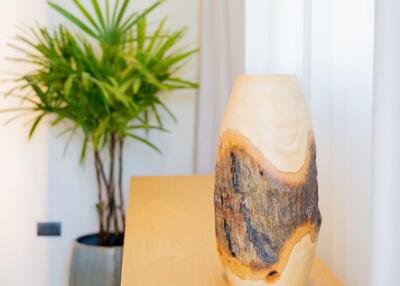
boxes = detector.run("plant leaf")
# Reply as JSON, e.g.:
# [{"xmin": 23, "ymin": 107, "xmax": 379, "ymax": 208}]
[
  {"xmin": 156, "ymin": 99, "xmax": 177, "ymax": 122},
  {"xmin": 72, "ymin": 0, "xmax": 100, "ymax": 32},
  {"xmin": 80, "ymin": 134, "xmax": 89, "ymax": 163},
  {"xmin": 115, "ymin": 0, "xmax": 130, "ymax": 27},
  {"xmin": 124, "ymin": 132, "xmax": 161, "ymax": 153},
  {"xmin": 111, "ymin": 0, "xmax": 121, "ymax": 25},
  {"xmin": 167, "ymin": 77, "xmax": 199, "ymax": 89},
  {"xmin": 90, "ymin": 0, "xmax": 106, "ymax": 29},
  {"xmin": 105, "ymin": 0, "xmax": 111, "ymax": 25},
  {"xmin": 151, "ymin": 105, "xmax": 163, "ymax": 128},
  {"xmin": 48, "ymin": 1, "xmax": 98, "ymax": 38},
  {"xmin": 127, "ymin": 124, "xmax": 168, "ymax": 132},
  {"xmin": 137, "ymin": 18, "xmax": 146, "ymax": 51},
  {"xmin": 147, "ymin": 17, "xmax": 167, "ymax": 52},
  {"xmin": 64, "ymin": 74, "xmax": 76, "ymax": 97},
  {"xmin": 29, "ymin": 113, "xmax": 45, "ymax": 138},
  {"xmin": 120, "ymin": 0, "xmax": 163, "ymax": 33}
]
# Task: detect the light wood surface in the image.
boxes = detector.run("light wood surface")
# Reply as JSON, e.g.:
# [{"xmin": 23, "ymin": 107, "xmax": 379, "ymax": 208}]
[{"xmin": 121, "ymin": 176, "xmax": 341, "ymax": 286}]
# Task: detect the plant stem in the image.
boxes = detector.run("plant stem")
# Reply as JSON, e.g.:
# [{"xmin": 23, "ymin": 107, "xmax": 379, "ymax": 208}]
[
  {"xmin": 118, "ymin": 136, "xmax": 126, "ymax": 231},
  {"xmin": 106, "ymin": 133, "xmax": 120, "ymax": 236},
  {"xmin": 96, "ymin": 150, "xmax": 114, "ymax": 239},
  {"xmin": 97, "ymin": 154, "xmax": 110, "ymax": 191},
  {"xmin": 94, "ymin": 151, "xmax": 105, "ymax": 237}
]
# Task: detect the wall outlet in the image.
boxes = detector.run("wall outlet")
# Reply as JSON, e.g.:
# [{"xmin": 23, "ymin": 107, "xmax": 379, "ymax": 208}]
[{"xmin": 37, "ymin": 222, "xmax": 62, "ymax": 236}]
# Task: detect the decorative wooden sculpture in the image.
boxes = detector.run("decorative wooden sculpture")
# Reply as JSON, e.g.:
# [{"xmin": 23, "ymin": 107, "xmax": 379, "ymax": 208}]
[{"xmin": 214, "ymin": 75, "xmax": 322, "ymax": 286}]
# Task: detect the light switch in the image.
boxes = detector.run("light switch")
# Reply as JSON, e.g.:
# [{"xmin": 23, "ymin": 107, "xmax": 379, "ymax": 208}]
[{"xmin": 37, "ymin": 222, "xmax": 61, "ymax": 236}]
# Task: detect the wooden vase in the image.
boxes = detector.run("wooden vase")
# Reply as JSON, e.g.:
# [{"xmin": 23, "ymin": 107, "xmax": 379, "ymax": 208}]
[{"xmin": 214, "ymin": 75, "xmax": 322, "ymax": 286}]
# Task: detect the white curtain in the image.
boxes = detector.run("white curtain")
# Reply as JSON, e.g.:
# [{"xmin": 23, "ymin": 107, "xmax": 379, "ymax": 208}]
[
  {"xmin": 197, "ymin": 0, "xmax": 377, "ymax": 284},
  {"xmin": 246, "ymin": 1, "xmax": 375, "ymax": 285},
  {"xmin": 372, "ymin": 0, "xmax": 400, "ymax": 285},
  {"xmin": 196, "ymin": 0, "xmax": 400, "ymax": 285},
  {"xmin": 194, "ymin": 0, "xmax": 245, "ymax": 174}
]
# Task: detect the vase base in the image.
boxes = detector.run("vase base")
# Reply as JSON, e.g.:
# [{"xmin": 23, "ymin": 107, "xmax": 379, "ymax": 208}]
[{"xmin": 225, "ymin": 234, "xmax": 316, "ymax": 286}]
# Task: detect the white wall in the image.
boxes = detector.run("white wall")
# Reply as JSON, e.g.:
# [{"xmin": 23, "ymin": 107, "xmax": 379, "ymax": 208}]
[
  {"xmin": 0, "ymin": 1, "xmax": 49, "ymax": 285},
  {"xmin": 0, "ymin": 1, "xmax": 199, "ymax": 285},
  {"xmin": 246, "ymin": 0, "xmax": 374, "ymax": 285}
]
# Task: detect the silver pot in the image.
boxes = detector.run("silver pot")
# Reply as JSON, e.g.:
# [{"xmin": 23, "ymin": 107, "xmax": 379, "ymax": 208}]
[{"xmin": 69, "ymin": 234, "xmax": 123, "ymax": 286}]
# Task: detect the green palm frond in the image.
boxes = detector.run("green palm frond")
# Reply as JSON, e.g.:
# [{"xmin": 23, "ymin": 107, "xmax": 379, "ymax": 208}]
[
  {"xmin": 5, "ymin": 0, "xmax": 198, "ymax": 160},
  {"xmin": 2, "ymin": 0, "xmax": 198, "ymax": 238}
]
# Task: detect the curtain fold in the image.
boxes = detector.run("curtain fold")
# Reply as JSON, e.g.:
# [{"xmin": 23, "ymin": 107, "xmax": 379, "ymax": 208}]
[
  {"xmin": 372, "ymin": 1, "xmax": 400, "ymax": 285},
  {"xmin": 194, "ymin": 0, "xmax": 244, "ymax": 174},
  {"xmin": 221, "ymin": 0, "xmax": 376, "ymax": 285},
  {"xmin": 196, "ymin": 1, "xmax": 400, "ymax": 285}
]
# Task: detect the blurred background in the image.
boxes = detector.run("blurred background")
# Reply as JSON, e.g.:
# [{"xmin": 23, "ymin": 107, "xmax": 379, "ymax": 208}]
[{"xmin": 0, "ymin": 0, "xmax": 398, "ymax": 285}]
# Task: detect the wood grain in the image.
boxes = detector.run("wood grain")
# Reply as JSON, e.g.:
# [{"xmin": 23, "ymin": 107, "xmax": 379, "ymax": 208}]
[
  {"xmin": 220, "ymin": 75, "xmax": 313, "ymax": 173},
  {"xmin": 121, "ymin": 176, "xmax": 340, "ymax": 286}
]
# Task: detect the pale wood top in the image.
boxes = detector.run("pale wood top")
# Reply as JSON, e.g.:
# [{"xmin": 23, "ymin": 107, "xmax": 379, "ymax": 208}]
[
  {"xmin": 121, "ymin": 176, "xmax": 342, "ymax": 286},
  {"xmin": 221, "ymin": 75, "xmax": 312, "ymax": 172}
]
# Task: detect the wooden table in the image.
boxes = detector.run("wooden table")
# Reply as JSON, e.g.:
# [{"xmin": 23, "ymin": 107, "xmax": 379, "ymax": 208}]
[{"xmin": 121, "ymin": 176, "xmax": 341, "ymax": 286}]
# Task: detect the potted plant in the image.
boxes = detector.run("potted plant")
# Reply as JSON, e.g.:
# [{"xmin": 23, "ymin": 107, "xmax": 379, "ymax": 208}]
[{"xmin": 3, "ymin": 0, "xmax": 198, "ymax": 285}]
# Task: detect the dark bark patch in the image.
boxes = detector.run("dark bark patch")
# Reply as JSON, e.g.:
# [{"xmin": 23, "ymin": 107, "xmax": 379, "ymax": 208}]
[
  {"xmin": 230, "ymin": 151, "xmax": 241, "ymax": 193},
  {"xmin": 240, "ymin": 203, "xmax": 277, "ymax": 264},
  {"xmin": 224, "ymin": 219, "xmax": 236, "ymax": 257},
  {"xmin": 215, "ymin": 133, "xmax": 321, "ymax": 270}
]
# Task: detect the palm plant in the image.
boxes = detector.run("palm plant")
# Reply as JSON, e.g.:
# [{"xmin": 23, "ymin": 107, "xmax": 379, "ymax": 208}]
[{"xmin": 4, "ymin": 0, "xmax": 198, "ymax": 244}]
